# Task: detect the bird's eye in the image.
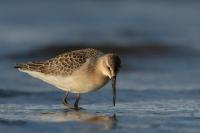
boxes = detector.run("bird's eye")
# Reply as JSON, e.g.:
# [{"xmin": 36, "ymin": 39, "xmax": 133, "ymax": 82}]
[{"xmin": 107, "ymin": 66, "xmax": 111, "ymax": 71}]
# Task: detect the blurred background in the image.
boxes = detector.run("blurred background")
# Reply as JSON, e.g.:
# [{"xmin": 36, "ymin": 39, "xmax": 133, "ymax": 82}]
[{"xmin": 0, "ymin": 0, "xmax": 200, "ymax": 133}]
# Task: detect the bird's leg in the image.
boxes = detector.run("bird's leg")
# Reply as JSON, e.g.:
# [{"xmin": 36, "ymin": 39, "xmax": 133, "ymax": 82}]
[
  {"xmin": 74, "ymin": 93, "xmax": 80, "ymax": 110},
  {"xmin": 63, "ymin": 92, "xmax": 69, "ymax": 106}
]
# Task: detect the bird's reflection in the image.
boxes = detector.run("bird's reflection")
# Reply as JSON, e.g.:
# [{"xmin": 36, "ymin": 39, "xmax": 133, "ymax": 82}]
[{"xmin": 40, "ymin": 109, "xmax": 117, "ymax": 130}]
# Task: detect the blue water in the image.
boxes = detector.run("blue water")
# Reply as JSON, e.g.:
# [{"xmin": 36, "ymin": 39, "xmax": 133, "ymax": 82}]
[{"xmin": 1, "ymin": 0, "xmax": 200, "ymax": 133}]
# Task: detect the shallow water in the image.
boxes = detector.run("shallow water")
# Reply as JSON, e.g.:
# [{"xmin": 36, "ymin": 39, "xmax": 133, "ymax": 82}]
[
  {"xmin": 1, "ymin": 55, "xmax": 200, "ymax": 133},
  {"xmin": 1, "ymin": 0, "xmax": 200, "ymax": 133}
]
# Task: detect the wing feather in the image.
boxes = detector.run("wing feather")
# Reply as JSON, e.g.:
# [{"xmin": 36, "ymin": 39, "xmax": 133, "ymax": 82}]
[{"xmin": 15, "ymin": 48, "xmax": 103, "ymax": 76}]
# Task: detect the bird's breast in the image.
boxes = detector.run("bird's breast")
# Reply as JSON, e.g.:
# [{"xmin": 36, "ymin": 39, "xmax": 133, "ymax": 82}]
[{"xmin": 66, "ymin": 71, "xmax": 109, "ymax": 93}]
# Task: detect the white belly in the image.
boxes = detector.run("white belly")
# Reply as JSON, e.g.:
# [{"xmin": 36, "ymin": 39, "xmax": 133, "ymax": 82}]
[{"xmin": 20, "ymin": 69, "xmax": 109, "ymax": 93}]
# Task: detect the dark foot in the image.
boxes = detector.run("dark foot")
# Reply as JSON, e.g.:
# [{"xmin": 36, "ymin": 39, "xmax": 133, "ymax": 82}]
[
  {"xmin": 63, "ymin": 101, "xmax": 68, "ymax": 106},
  {"xmin": 74, "ymin": 105, "xmax": 81, "ymax": 110}
]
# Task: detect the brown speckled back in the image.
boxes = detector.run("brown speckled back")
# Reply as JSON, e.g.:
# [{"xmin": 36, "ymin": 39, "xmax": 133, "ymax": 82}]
[{"xmin": 15, "ymin": 48, "xmax": 103, "ymax": 76}]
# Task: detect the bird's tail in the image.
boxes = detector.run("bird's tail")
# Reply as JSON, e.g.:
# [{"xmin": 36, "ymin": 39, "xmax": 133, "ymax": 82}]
[
  {"xmin": 14, "ymin": 63, "xmax": 23, "ymax": 69},
  {"xmin": 14, "ymin": 61, "xmax": 47, "ymax": 72}
]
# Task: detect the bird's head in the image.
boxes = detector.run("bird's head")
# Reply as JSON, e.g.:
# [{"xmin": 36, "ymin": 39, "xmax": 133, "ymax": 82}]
[
  {"xmin": 101, "ymin": 54, "xmax": 121, "ymax": 78},
  {"xmin": 100, "ymin": 53, "xmax": 121, "ymax": 106}
]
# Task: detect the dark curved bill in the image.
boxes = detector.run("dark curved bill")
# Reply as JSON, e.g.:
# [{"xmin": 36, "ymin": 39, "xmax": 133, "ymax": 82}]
[{"xmin": 112, "ymin": 76, "xmax": 116, "ymax": 106}]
